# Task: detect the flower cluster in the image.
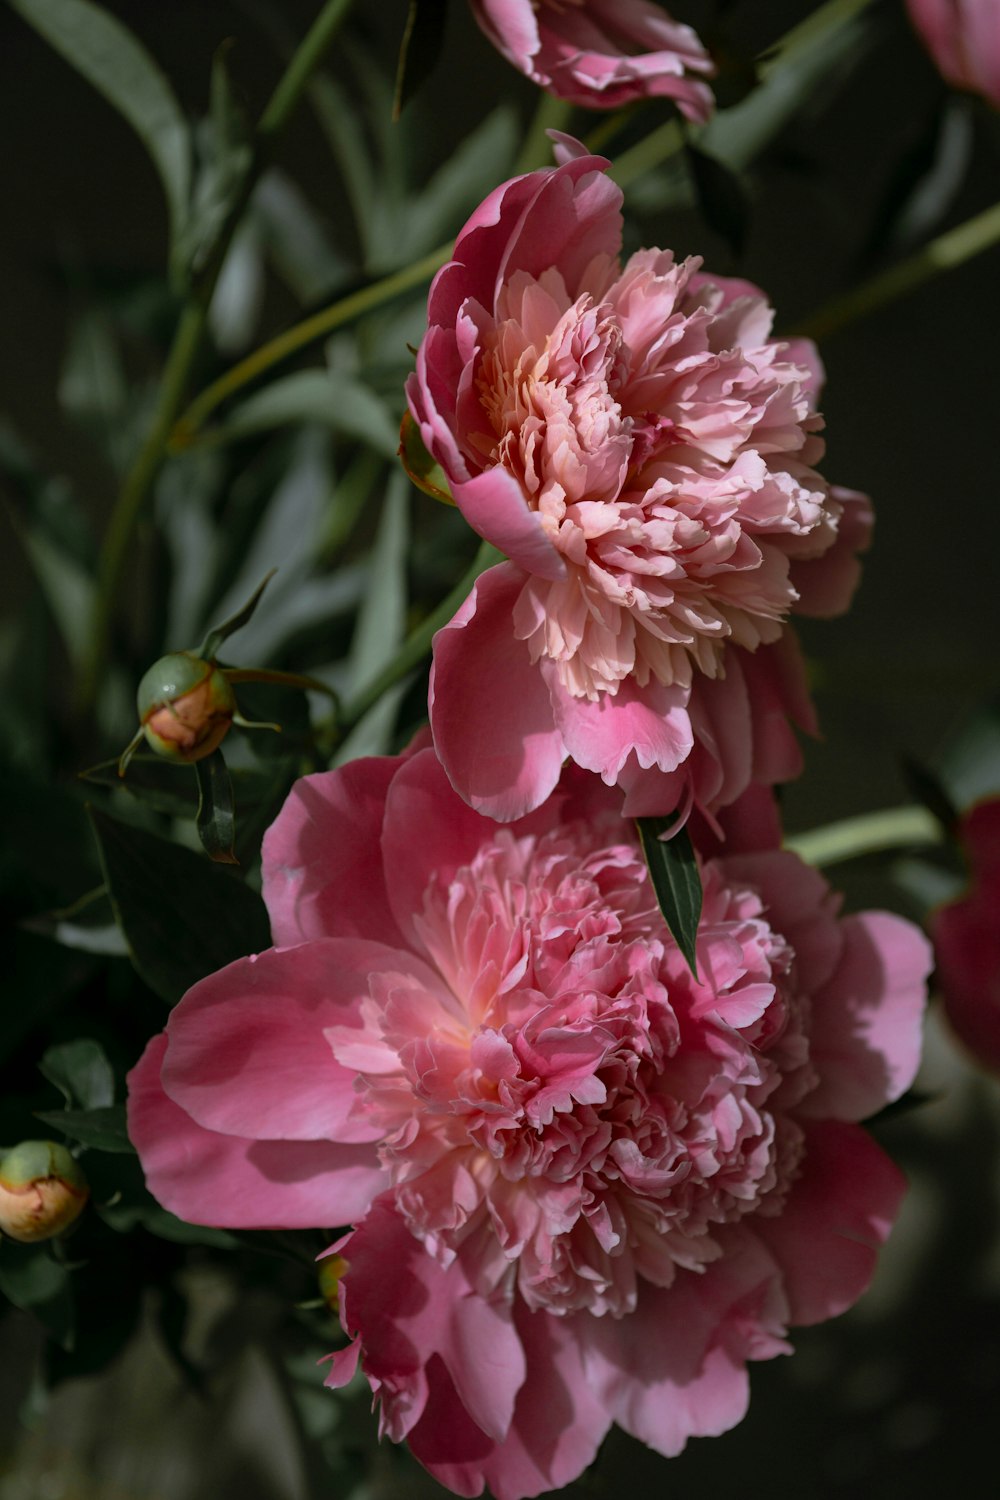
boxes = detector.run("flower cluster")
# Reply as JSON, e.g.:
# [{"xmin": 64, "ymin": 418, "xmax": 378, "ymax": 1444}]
[
  {"xmin": 408, "ymin": 140, "xmax": 871, "ymax": 823},
  {"xmin": 129, "ymin": 749, "xmax": 929, "ymax": 1499}
]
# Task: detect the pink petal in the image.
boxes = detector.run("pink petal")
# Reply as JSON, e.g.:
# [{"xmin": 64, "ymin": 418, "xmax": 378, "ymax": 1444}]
[
  {"xmin": 791, "ymin": 486, "xmax": 874, "ymax": 618},
  {"xmin": 452, "ymin": 468, "xmax": 566, "ymax": 580},
  {"xmin": 339, "ymin": 1199, "xmax": 526, "ymax": 1445},
  {"xmin": 127, "ymin": 1036, "xmax": 385, "ymax": 1229},
  {"xmin": 261, "ymin": 759, "xmax": 402, "ymax": 948},
  {"xmin": 803, "ymin": 912, "xmax": 931, "ymax": 1121},
  {"xmin": 751, "ymin": 1119, "xmax": 906, "ymax": 1326},
  {"xmin": 161, "ymin": 940, "xmax": 433, "ymax": 1144},
  {"xmin": 409, "ymin": 1299, "xmax": 610, "ymax": 1500},
  {"xmin": 430, "ymin": 562, "xmax": 566, "ymax": 821},
  {"xmin": 549, "ymin": 669, "xmax": 694, "ymax": 784},
  {"xmin": 577, "ymin": 1230, "xmax": 789, "ymax": 1456}
]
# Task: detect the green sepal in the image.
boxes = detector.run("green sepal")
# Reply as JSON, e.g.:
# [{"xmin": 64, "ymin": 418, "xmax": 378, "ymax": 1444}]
[
  {"xmin": 636, "ymin": 817, "xmax": 703, "ymax": 979},
  {"xmin": 198, "ymin": 569, "xmax": 277, "ymax": 660},
  {"xmin": 398, "ymin": 410, "xmax": 455, "ymax": 505}
]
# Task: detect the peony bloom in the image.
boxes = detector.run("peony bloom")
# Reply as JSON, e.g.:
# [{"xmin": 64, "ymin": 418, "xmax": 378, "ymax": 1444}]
[
  {"xmin": 906, "ymin": 0, "xmax": 1000, "ymax": 110},
  {"xmin": 128, "ymin": 746, "xmax": 929, "ymax": 1500},
  {"xmin": 407, "ymin": 139, "xmax": 872, "ymax": 823},
  {"xmin": 468, "ymin": 0, "xmax": 715, "ymax": 121},
  {"xmin": 932, "ymin": 798, "xmax": 1000, "ymax": 1073}
]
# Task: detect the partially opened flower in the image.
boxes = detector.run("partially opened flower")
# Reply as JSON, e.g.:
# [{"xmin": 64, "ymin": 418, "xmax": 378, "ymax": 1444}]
[
  {"xmin": 906, "ymin": 0, "xmax": 1000, "ymax": 110},
  {"xmin": 128, "ymin": 747, "xmax": 929, "ymax": 1500},
  {"xmin": 932, "ymin": 798, "xmax": 1000, "ymax": 1073},
  {"xmin": 469, "ymin": 0, "xmax": 715, "ymax": 120},
  {"xmin": 407, "ymin": 139, "xmax": 872, "ymax": 823}
]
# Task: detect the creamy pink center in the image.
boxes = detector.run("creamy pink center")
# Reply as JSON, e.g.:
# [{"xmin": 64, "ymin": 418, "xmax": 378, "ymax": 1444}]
[{"xmin": 326, "ymin": 821, "xmax": 816, "ymax": 1318}]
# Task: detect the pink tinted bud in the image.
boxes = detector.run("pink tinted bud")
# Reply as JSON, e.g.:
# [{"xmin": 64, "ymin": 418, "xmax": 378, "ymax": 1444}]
[
  {"xmin": 138, "ymin": 652, "xmax": 236, "ymax": 764},
  {"xmin": 0, "ymin": 1141, "xmax": 89, "ymax": 1243},
  {"xmin": 906, "ymin": 0, "xmax": 1000, "ymax": 110}
]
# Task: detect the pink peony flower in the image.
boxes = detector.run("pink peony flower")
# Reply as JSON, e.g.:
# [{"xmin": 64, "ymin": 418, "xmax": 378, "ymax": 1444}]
[
  {"xmin": 407, "ymin": 140, "xmax": 872, "ymax": 823},
  {"xmin": 468, "ymin": 0, "xmax": 715, "ymax": 120},
  {"xmin": 128, "ymin": 746, "xmax": 929, "ymax": 1500},
  {"xmin": 906, "ymin": 0, "xmax": 1000, "ymax": 110},
  {"xmin": 932, "ymin": 798, "xmax": 1000, "ymax": 1073}
]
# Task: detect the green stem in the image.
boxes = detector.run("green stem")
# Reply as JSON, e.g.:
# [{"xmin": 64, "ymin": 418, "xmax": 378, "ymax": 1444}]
[
  {"xmin": 171, "ymin": 241, "xmax": 453, "ymax": 448},
  {"xmin": 514, "ymin": 94, "xmax": 575, "ymax": 176},
  {"xmin": 784, "ymin": 806, "xmax": 942, "ymax": 868},
  {"xmin": 80, "ymin": 0, "xmax": 361, "ymax": 712},
  {"xmin": 337, "ymin": 540, "xmax": 501, "ymax": 737},
  {"xmin": 791, "ymin": 200, "xmax": 1000, "ymax": 343}
]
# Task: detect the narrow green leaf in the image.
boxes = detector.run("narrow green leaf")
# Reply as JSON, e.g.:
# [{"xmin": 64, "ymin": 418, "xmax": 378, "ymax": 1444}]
[
  {"xmin": 393, "ymin": 0, "xmax": 448, "ymax": 119},
  {"xmin": 34, "ymin": 1104, "xmax": 134, "ymax": 1154},
  {"xmin": 636, "ymin": 818, "xmax": 702, "ymax": 977},
  {"xmin": 194, "ymin": 749, "xmax": 238, "ymax": 864},
  {"xmin": 88, "ymin": 806, "xmax": 271, "ymax": 1004},
  {"xmin": 199, "ymin": 569, "xmax": 276, "ymax": 659},
  {"xmin": 8, "ymin": 0, "xmax": 192, "ymax": 267},
  {"xmin": 217, "ymin": 368, "xmax": 400, "ymax": 460},
  {"xmin": 39, "ymin": 1038, "xmax": 115, "ymax": 1110}
]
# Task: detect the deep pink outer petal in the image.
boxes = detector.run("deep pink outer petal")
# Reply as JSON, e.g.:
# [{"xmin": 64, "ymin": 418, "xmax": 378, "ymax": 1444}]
[
  {"xmin": 161, "ymin": 940, "xmax": 434, "ymax": 1144},
  {"xmin": 409, "ymin": 1300, "xmax": 610, "ymax": 1500},
  {"xmin": 452, "ymin": 469, "xmax": 566, "ymax": 579},
  {"xmin": 802, "ymin": 912, "xmax": 931, "ymax": 1121},
  {"xmin": 261, "ymin": 759, "xmax": 401, "ymax": 948},
  {"xmin": 127, "ymin": 1036, "xmax": 386, "ymax": 1229},
  {"xmin": 751, "ymin": 1119, "xmax": 907, "ymax": 1326},
  {"xmin": 577, "ymin": 1230, "xmax": 789, "ymax": 1457},
  {"xmin": 339, "ymin": 1199, "xmax": 526, "ymax": 1447},
  {"xmin": 430, "ymin": 563, "xmax": 566, "ymax": 822}
]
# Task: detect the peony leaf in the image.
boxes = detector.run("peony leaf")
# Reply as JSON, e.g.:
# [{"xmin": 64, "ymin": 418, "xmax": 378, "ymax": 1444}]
[
  {"xmin": 8, "ymin": 0, "xmax": 192, "ymax": 277},
  {"xmin": 88, "ymin": 807, "xmax": 270, "ymax": 1004},
  {"xmin": 34, "ymin": 1105, "xmax": 134, "ymax": 1155},
  {"xmin": 636, "ymin": 818, "xmax": 702, "ymax": 978},
  {"xmin": 199, "ymin": 570, "xmax": 276, "ymax": 660},
  {"xmin": 39, "ymin": 1039, "xmax": 115, "ymax": 1111},
  {"xmin": 194, "ymin": 750, "xmax": 239, "ymax": 865},
  {"xmin": 0, "ymin": 1242, "xmax": 75, "ymax": 1349}
]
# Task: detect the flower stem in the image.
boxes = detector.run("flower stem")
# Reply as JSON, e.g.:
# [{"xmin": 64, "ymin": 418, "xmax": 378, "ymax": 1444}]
[
  {"xmin": 791, "ymin": 200, "xmax": 1000, "ymax": 343},
  {"xmin": 170, "ymin": 242, "xmax": 453, "ymax": 449},
  {"xmin": 784, "ymin": 806, "xmax": 942, "ymax": 868},
  {"xmin": 336, "ymin": 540, "xmax": 501, "ymax": 738},
  {"xmin": 79, "ymin": 0, "xmax": 360, "ymax": 713}
]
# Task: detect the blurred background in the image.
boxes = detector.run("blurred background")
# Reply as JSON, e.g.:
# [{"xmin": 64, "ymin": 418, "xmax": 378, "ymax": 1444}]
[{"xmin": 2, "ymin": 0, "xmax": 999, "ymax": 1495}]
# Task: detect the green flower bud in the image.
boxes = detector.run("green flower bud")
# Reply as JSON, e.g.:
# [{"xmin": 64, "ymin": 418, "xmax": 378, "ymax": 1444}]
[
  {"xmin": 137, "ymin": 652, "xmax": 236, "ymax": 763},
  {"xmin": 0, "ymin": 1141, "xmax": 89, "ymax": 1243}
]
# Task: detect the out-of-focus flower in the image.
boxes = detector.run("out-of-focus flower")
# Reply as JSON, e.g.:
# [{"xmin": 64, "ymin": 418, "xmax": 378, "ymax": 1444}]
[
  {"xmin": 906, "ymin": 0, "xmax": 1000, "ymax": 110},
  {"xmin": 137, "ymin": 652, "xmax": 236, "ymax": 763},
  {"xmin": 0, "ymin": 1141, "xmax": 89, "ymax": 1243},
  {"xmin": 407, "ymin": 139, "xmax": 871, "ymax": 823},
  {"xmin": 932, "ymin": 798, "xmax": 1000, "ymax": 1073},
  {"xmin": 128, "ymin": 747, "xmax": 929, "ymax": 1500},
  {"xmin": 468, "ymin": 0, "xmax": 715, "ymax": 120}
]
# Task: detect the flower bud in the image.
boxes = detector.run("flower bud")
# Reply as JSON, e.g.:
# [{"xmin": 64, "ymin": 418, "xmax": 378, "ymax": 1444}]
[
  {"xmin": 137, "ymin": 652, "xmax": 236, "ymax": 763},
  {"xmin": 0, "ymin": 1141, "xmax": 89, "ymax": 1243}
]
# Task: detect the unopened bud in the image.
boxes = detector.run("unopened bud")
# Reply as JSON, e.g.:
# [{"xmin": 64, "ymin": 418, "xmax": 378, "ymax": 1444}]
[
  {"xmin": 0, "ymin": 1141, "xmax": 89, "ymax": 1243},
  {"xmin": 137, "ymin": 652, "xmax": 236, "ymax": 763}
]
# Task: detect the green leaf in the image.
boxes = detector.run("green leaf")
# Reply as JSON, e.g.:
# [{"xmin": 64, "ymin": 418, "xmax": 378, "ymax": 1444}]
[
  {"xmin": 636, "ymin": 818, "xmax": 702, "ymax": 978},
  {"xmin": 88, "ymin": 806, "xmax": 271, "ymax": 1004},
  {"xmin": 39, "ymin": 1038, "xmax": 115, "ymax": 1110},
  {"xmin": 686, "ymin": 143, "xmax": 750, "ymax": 257},
  {"xmin": 218, "ymin": 368, "xmax": 400, "ymax": 460},
  {"xmin": 194, "ymin": 749, "xmax": 238, "ymax": 864},
  {"xmin": 0, "ymin": 1241, "xmax": 75, "ymax": 1349},
  {"xmin": 335, "ymin": 471, "xmax": 410, "ymax": 762},
  {"xmin": 393, "ymin": 0, "xmax": 448, "ymax": 119},
  {"xmin": 35, "ymin": 1104, "xmax": 134, "ymax": 1154},
  {"xmin": 398, "ymin": 409, "xmax": 454, "ymax": 504},
  {"xmin": 8, "ymin": 0, "xmax": 192, "ymax": 273}
]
